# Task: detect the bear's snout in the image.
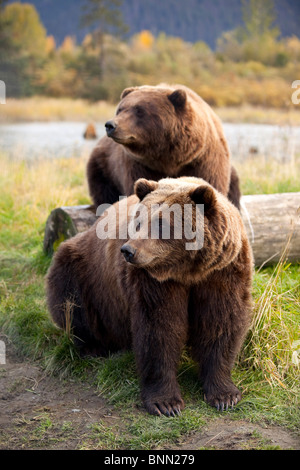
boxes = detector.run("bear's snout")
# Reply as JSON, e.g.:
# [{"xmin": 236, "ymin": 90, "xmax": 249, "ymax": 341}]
[
  {"xmin": 105, "ymin": 120, "xmax": 117, "ymax": 137},
  {"xmin": 121, "ymin": 244, "xmax": 136, "ymax": 263}
]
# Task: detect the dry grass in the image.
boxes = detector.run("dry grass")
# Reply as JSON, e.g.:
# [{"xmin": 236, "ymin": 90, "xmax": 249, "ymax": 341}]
[
  {"xmin": 0, "ymin": 97, "xmax": 116, "ymax": 123},
  {"xmin": 242, "ymin": 231, "xmax": 300, "ymax": 391},
  {"xmin": 1, "ymin": 97, "xmax": 300, "ymax": 125},
  {"xmin": 216, "ymin": 105, "xmax": 300, "ymax": 125}
]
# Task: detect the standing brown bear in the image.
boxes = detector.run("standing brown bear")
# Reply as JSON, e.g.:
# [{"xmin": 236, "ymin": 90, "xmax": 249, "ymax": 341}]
[
  {"xmin": 87, "ymin": 84, "xmax": 241, "ymax": 210},
  {"xmin": 47, "ymin": 177, "xmax": 253, "ymax": 415}
]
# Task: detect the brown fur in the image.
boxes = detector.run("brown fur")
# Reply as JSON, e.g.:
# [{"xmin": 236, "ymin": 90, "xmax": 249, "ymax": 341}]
[
  {"xmin": 47, "ymin": 177, "xmax": 253, "ymax": 416},
  {"xmin": 87, "ymin": 84, "xmax": 241, "ymax": 210},
  {"xmin": 83, "ymin": 123, "xmax": 97, "ymax": 140}
]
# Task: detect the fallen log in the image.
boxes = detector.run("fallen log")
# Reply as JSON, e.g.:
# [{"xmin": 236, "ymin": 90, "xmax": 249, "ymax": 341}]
[
  {"xmin": 241, "ymin": 192, "xmax": 300, "ymax": 266},
  {"xmin": 43, "ymin": 205, "xmax": 98, "ymax": 256},
  {"xmin": 43, "ymin": 193, "xmax": 300, "ymax": 267}
]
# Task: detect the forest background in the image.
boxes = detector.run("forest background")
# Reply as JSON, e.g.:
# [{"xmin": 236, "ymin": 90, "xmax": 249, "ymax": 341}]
[{"xmin": 1, "ymin": 0, "xmax": 300, "ymax": 109}]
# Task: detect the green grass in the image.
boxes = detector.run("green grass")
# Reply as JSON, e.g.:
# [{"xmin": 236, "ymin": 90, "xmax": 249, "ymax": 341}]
[
  {"xmin": 236, "ymin": 157, "xmax": 300, "ymax": 195},
  {"xmin": 0, "ymin": 151, "xmax": 299, "ymax": 449}
]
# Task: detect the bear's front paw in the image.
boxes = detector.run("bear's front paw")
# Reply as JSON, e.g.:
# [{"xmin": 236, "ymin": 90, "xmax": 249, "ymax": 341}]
[
  {"xmin": 144, "ymin": 396, "xmax": 185, "ymax": 417},
  {"xmin": 204, "ymin": 383, "xmax": 242, "ymax": 411}
]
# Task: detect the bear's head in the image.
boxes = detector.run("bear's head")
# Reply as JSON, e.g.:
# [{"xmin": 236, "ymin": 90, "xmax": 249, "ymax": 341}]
[
  {"xmin": 104, "ymin": 85, "xmax": 202, "ymax": 174},
  {"xmin": 121, "ymin": 177, "xmax": 245, "ymax": 284}
]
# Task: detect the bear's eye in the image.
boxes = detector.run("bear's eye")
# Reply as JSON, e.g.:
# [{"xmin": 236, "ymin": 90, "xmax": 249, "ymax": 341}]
[{"xmin": 134, "ymin": 106, "xmax": 145, "ymax": 118}]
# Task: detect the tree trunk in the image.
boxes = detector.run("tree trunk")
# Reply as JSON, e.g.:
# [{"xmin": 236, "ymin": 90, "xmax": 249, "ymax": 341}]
[{"xmin": 43, "ymin": 193, "xmax": 300, "ymax": 267}]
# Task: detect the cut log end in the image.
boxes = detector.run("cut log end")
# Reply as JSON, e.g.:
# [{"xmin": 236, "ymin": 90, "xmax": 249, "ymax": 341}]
[{"xmin": 43, "ymin": 205, "xmax": 97, "ymax": 256}]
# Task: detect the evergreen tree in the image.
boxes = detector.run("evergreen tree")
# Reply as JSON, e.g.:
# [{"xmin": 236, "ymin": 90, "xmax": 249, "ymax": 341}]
[
  {"xmin": 241, "ymin": 0, "xmax": 279, "ymax": 40},
  {"xmin": 80, "ymin": 0, "xmax": 128, "ymax": 72}
]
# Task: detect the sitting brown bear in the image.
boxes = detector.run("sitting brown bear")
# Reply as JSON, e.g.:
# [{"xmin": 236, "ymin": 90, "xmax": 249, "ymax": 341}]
[
  {"xmin": 47, "ymin": 177, "xmax": 253, "ymax": 415},
  {"xmin": 87, "ymin": 84, "xmax": 241, "ymax": 210}
]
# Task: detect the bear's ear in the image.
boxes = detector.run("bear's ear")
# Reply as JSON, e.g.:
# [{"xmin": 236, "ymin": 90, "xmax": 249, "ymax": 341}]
[
  {"xmin": 168, "ymin": 89, "xmax": 187, "ymax": 111},
  {"xmin": 190, "ymin": 185, "xmax": 217, "ymax": 215},
  {"xmin": 120, "ymin": 87, "xmax": 138, "ymax": 99},
  {"xmin": 134, "ymin": 178, "xmax": 159, "ymax": 200}
]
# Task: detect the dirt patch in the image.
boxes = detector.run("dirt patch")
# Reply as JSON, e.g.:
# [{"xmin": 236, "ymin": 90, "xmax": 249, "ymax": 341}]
[
  {"xmin": 0, "ymin": 334, "xmax": 299, "ymax": 450},
  {"xmin": 0, "ymin": 335, "xmax": 117, "ymax": 449},
  {"xmin": 172, "ymin": 418, "xmax": 300, "ymax": 450}
]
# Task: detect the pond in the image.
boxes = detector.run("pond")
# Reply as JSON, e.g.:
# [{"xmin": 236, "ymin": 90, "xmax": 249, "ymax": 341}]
[{"xmin": 0, "ymin": 121, "xmax": 299, "ymax": 161}]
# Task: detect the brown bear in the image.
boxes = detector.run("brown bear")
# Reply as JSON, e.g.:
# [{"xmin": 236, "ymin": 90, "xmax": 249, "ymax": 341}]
[
  {"xmin": 87, "ymin": 84, "xmax": 241, "ymax": 210},
  {"xmin": 83, "ymin": 122, "xmax": 97, "ymax": 140},
  {"xmin": 46, "ymin": 177, "xmax": 253, "ymax": 415}
]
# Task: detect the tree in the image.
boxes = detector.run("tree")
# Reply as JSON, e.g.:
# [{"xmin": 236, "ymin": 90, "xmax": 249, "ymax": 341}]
[
  {"xmin": 60, "ymin": 36, "xmax": 76, "ymax": 54},
  {"xmin": 80, "ymin": 0, "xmax": 128, "ymax": 72},
  {"xmin": 2, "ymin": 2, "xmax": 47, "ymax": 57},
  {"xmin": 217, "ymin": 0, "xmax": 283, "ymax": 66},
  {"xmin": 0, "ymin": 0, "xmax": 25, "ymax": 96},
  {"xmin": 135, "ymin": 31, "xmax": 155, "ymax": 50},
  {"xmin": 240, "ymin": 0, "xmax": 279, "ymax": 41},
  {"xmin": 239, "ymin": 0, "xmax": 286, "ymax": 65},
  {"xmin": 46, "ymin": 36, "xmax": 56, "ymax": 55},
  {"xmin": 0, "ymin": 2, "xmax": 48, "ymax": 96},
  {"xmin": 0, "ymin": 0, "xmax": 12, "ymax": 52}
]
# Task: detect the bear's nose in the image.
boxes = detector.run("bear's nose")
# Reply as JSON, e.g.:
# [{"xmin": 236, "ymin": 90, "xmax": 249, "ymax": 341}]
[
  {"xmin": 121, "ymin": 244, "xmax": 136, "ymax": 263},
  {"xmin": 105, "ymin": 120, "xmax": 117, "ymax": 137}
]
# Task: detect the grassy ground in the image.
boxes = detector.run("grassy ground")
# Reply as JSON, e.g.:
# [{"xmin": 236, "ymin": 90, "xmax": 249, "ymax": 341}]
[{"xmin": 0, "ymin": 150, "xmax": 299, "ymax": 449}]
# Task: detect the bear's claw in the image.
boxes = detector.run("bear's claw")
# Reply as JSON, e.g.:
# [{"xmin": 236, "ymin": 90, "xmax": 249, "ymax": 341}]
[
  {"xmin": 145, "ymin": 398, "xmax": 184, "ymax": 417},
  {"xmin": 204, "ymin": 386, "xmax": 241, "ymax": 411}
]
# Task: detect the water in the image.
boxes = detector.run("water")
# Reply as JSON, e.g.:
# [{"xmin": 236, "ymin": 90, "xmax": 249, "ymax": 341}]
[
  {"xmin": 0, "ymin": 121, "xmax": 299, "ymax": 161},
  {"xmin": 0, "ymin": 122, "xmax": 106, "ymax": 160},
  {"xmin": 223, "ymin": 123, "xmax": 300, "ymax": 161}
]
